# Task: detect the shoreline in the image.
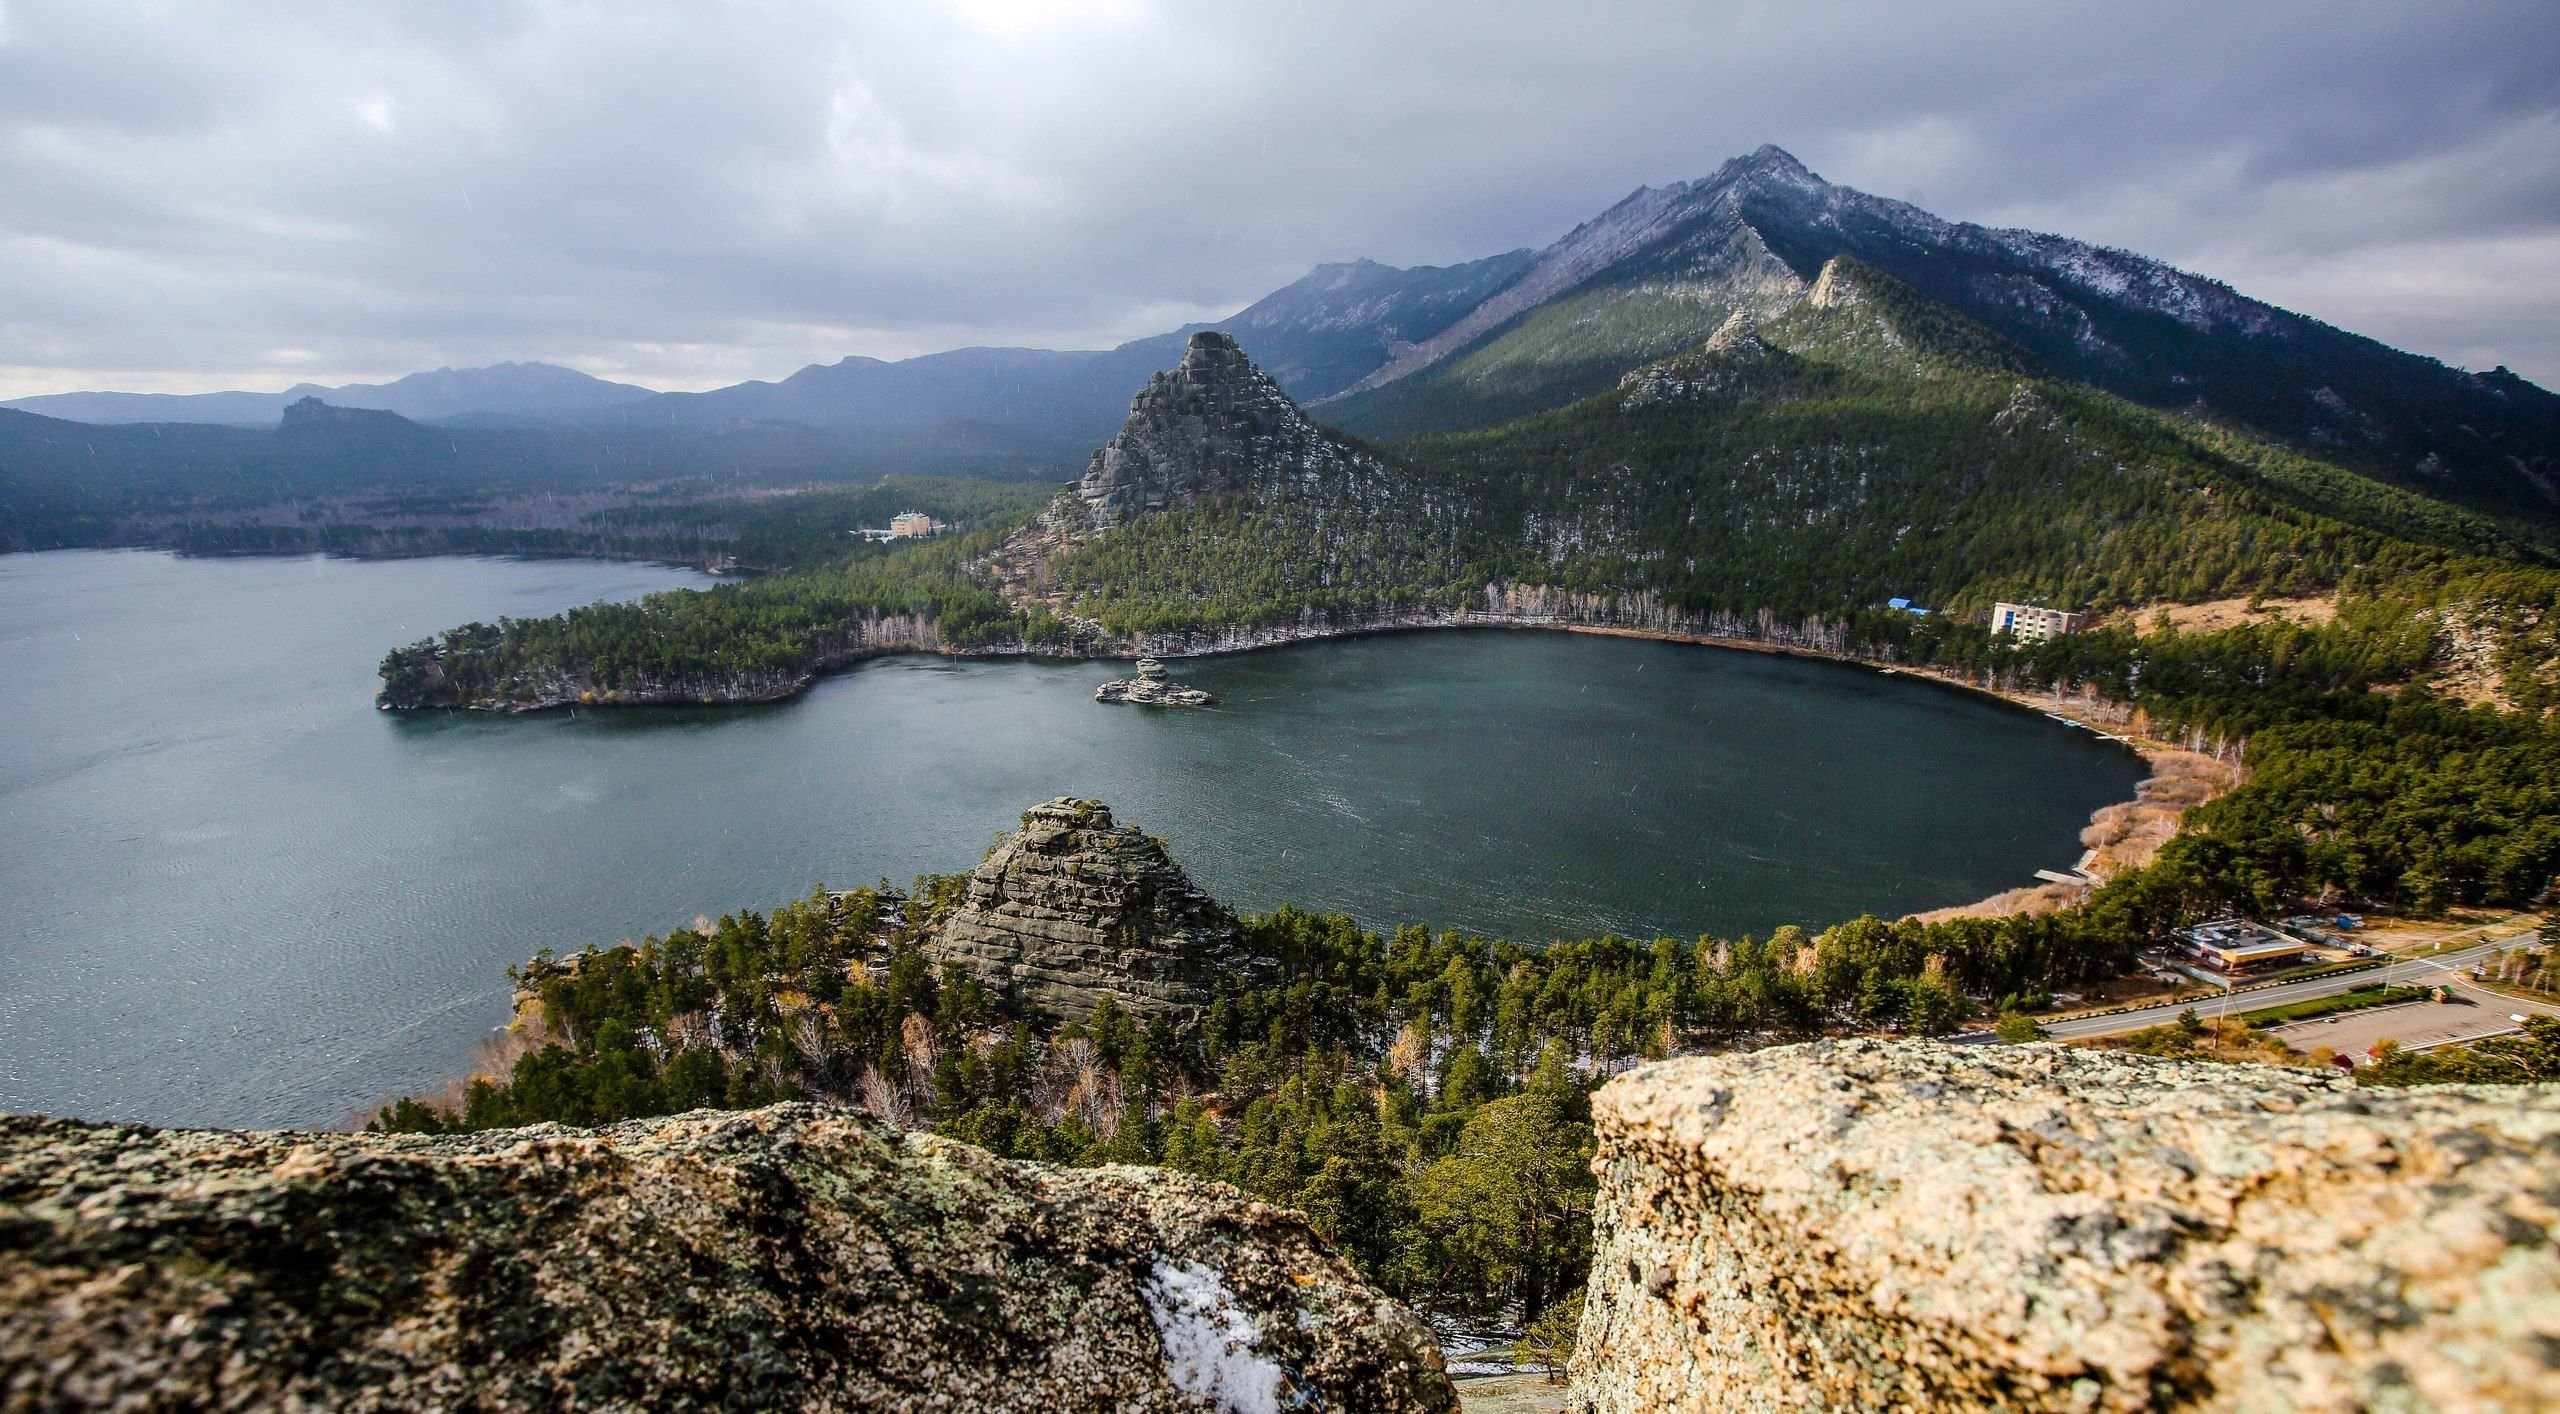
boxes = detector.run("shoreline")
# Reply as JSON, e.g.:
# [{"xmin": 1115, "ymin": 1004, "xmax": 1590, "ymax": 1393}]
[{"xmin": 387, "ymin": 601, "xmax": 2203, "ymax": 922}]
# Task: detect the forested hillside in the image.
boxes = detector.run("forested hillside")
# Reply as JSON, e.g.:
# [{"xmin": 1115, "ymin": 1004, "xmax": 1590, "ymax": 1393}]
[{"xmin": 1031, "ymin": 262, "xmax": 2559, "ymax": 706}]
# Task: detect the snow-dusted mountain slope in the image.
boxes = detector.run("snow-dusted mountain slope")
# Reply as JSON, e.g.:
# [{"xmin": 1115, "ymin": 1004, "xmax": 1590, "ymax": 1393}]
[{"xmin": 1325, "ymin": 146, "xmax": 2558, "ymax": 529}]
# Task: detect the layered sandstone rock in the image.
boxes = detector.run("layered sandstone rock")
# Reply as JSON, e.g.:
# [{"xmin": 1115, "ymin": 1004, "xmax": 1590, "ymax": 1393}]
[
  {"xmin": 924, "ymin": 798, "xmax": 1266, "ymax": 1023},
  {"xmin": 1570, "ymin": 1040, "xmax": 2560, "ymax": 1412},
  {"xmin": 0, "ymin": 1103, "xmax": 1453, "ymax": 1412}
]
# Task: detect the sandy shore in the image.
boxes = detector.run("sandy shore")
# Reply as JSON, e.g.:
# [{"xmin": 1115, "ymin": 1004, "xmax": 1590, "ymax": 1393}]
[{"xmin": 1895, "ymin": 674, "xmax": 2242, "ymax": 922}]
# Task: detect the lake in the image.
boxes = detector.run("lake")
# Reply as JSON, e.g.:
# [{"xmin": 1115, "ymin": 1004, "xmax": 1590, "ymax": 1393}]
[{"xmin": 0, "ymin": 550, "xmax": 2146, "ymax": 1129}]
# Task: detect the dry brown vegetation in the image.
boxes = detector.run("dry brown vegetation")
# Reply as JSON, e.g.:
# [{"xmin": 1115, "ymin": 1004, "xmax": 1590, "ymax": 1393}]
[
  {"xmin": 2083, "ymin": 745, "xmax": 2243, "ymax": 875},
  {"xmin": 2116, "ymin": 594, "xmax": 2338, "ymax": 635}
]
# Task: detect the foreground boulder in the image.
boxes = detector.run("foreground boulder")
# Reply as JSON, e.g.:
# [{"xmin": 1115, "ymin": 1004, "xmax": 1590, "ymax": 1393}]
[
  {"xmin": 925, "ymin": 798, "xmax": 1267, "ymax": 1024},
  {"xmin": 1571, "ymin": 1040, "xmax": 2560, "ymax": 1412},
  {"xmin": 0, "ymin": 1104, "xmax": 1453, "ymax": 1411}
]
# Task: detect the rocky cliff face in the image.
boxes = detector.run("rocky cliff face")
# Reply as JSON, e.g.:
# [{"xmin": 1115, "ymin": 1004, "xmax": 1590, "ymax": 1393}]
[
  {"xmin": 1569, "ymin": 1040, "xmax": 2560, "ymax": 1412},
  {"xmin": 0, "ymin": 1103, "xmax": 1453, "ymax": 1412},
  {"xmin": 1053, "ymin": 330, "xmax": 1392, "ymax": 533},
  {"xmin": 924, "ymin": 798, "xmax": 1268, "ymax": 1024}
]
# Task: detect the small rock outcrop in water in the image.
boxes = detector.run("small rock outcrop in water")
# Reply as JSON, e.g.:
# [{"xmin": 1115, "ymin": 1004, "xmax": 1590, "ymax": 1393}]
[
  {"xmin": 0, "ymin": 1104, "xmax": 1454, "ymax": 1411},
  {"xmin": 924, "ymin": 798, "xmax": 1265, "ymax": 1023},
  {"xmin": 1569, "ymin": 1039, "xmax": 2560, "ymax": 1412},
  {"xmin": 1097, "ymin": 656, "xmax": 1216, "ymax": 706}
]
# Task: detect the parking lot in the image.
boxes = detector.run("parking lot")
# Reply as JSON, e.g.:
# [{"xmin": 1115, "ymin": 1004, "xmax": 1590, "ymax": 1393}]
[{"xmin": 2266, "ymin": 993, "xmax": 2529, "ymax": 1058}]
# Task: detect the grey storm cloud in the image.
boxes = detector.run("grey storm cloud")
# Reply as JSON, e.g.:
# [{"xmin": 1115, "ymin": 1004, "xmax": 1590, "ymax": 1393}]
[{"xmin": 2, "ymin": 0, "xmax": 2557, "ymax": 397}]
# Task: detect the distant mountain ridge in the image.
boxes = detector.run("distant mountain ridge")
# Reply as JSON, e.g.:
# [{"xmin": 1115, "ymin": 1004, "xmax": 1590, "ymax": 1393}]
[
  {"xmin": 584, "ymin": 250, "xmax": 1542, "ymax": 447},
  {"xmin": 0, "ymin": 255, "xmax": 1535, "ymax": 446},
  {"xmin": 12, "ymin": 147, "xmax": 2554, "ymax": 533}
]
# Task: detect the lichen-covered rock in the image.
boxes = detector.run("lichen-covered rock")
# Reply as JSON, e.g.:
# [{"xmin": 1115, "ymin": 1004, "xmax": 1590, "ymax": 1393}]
[
  {"xmin": 925, "ymin": 798, "xmax": 1267, "ymax": 1024},
  {"xmin": 0, "ymin": 1103, "xmax": 1453, "ymax": 1412},
  {"xmin": 1569, "ymin": 1040, "xmax": 2560, "ymax": 1413}
]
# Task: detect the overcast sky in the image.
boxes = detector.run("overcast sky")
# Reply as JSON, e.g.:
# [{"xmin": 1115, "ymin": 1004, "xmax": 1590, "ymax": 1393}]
[{"xmin": 3, "ymin": 0, "xmax": 2556, "ymax": 397}]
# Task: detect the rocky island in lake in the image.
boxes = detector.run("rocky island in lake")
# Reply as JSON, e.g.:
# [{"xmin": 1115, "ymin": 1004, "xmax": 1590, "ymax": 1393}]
[{"xmin": 1096, "ymin": 657, "xmax": 1214, "ymax": 706}]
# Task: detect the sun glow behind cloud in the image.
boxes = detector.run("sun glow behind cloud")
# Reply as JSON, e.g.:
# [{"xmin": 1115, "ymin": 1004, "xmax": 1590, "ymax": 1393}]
[{"xmin": 934, "ymin": 0, "xmax": 1141, "ymax": 39}]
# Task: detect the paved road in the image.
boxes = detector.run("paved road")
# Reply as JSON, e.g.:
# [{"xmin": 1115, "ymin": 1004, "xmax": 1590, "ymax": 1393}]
[{"xmin": 1954, "ymin": 936, "xmax": 2534, "ymax": 1044}]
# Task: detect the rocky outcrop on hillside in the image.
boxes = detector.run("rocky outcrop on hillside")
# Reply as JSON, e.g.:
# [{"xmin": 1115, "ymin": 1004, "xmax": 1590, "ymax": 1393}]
[
  {"xmin": 924, "ymin": 798, "xmax": 1266, "ymax": 1023},
  {"xmin": 1616, "ymin": 310, "xmax": 1815, "ymax": 411},
  {"xmin": 0, "ymin": 1103, "xmax": 1453, "ymax": 1411},
  {"xmin": 1568, "ymin": 1040, "xmax": 2560, "ymax": 1412},
  {"xmin": 1051, "ymin": 329, "xmax": 1392, "ymax": 533}
]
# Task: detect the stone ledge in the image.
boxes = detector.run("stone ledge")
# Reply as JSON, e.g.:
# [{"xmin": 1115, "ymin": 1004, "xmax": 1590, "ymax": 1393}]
[{"xmin": 1569, "ymin": 1039, "xmax": 2560, "ymax": 1412}]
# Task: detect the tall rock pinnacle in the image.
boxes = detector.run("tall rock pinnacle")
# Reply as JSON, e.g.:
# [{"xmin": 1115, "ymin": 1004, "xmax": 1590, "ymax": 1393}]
[{"xmin": 1061, "ymin": 330, "xmax": 1362, "ymax": 530}]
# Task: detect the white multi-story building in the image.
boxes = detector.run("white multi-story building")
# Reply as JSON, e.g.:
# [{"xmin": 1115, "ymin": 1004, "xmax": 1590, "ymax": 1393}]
[
  {"xmin": 1991, "ymin": 601, "xmax": 2086, "ymax": 643},
  {"xmin": 859, "ymin": 512, "xmax": 949, "ymax": 542}
]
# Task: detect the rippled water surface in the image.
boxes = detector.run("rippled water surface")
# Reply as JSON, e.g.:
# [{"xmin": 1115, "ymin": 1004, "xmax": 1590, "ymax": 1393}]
[{"xmin": 0, "ymin": 550, "xmax": 2146, "ymax": 1127}]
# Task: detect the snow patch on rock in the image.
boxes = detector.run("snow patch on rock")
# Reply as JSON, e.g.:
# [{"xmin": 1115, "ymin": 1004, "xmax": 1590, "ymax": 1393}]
[{"xmin": 1145, "ymin": 1257, "xmax": 1289, "ymax": 1414}]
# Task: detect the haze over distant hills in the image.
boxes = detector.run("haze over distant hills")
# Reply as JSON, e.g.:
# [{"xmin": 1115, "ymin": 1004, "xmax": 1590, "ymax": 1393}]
[
  {"xmin": 11, "ymin": 146, "xmax": 2555, "ymax": 531},
  {"xmin": 5, "ymin": 362, "xmax": 657, "ymax": 428}
]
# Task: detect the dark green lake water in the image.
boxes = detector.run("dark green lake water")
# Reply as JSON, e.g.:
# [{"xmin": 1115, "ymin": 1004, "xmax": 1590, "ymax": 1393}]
[{"xmin": 0, "ymin": 550, "xmax": 2145, "ymax": 1128}]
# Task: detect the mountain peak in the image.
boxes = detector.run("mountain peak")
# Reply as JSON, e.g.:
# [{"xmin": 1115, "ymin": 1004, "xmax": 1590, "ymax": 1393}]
[{"xmin": 1734, "ymin": 143, "xmax": 1815, "ymax": 180}]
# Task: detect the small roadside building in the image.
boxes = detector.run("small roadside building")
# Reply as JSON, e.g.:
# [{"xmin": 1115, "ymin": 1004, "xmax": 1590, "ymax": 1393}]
[{"xmin": 2169, "ymin": 918, "xmax": 2311, "ymax": 976}]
